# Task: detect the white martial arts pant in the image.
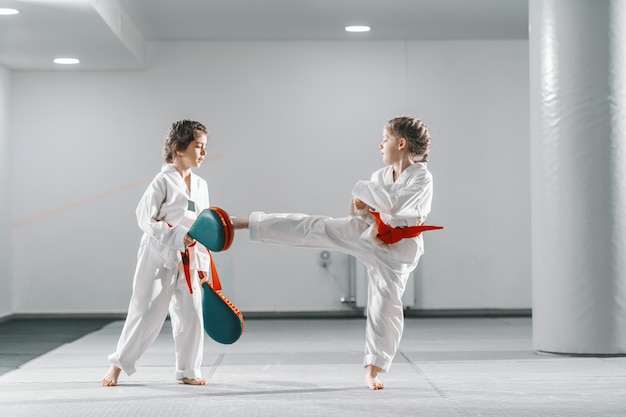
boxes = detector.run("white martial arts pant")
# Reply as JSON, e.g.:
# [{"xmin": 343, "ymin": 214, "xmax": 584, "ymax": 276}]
[
  {"xmin": 108, "ymin": 246, "xmax": 205, "ymax": 380},
  {"xmin": 249, "ymin": 212, "xmax": 421, "ymax": 372}
]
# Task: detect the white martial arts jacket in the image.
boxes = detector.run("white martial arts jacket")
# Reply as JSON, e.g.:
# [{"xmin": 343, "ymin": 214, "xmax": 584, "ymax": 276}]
[
  {"xmin": 135, "ymin": 164, "xmax": 212, "ymax": 272},
  {"xmin": 350, "ymin": 162, "xmax": 434, "ymax": 264}
]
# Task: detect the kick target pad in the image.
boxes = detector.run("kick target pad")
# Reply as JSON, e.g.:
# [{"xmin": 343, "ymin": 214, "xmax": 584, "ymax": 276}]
[{"xmin": 188, "ymin": 207, "xmax": 234, "ymax": 252}]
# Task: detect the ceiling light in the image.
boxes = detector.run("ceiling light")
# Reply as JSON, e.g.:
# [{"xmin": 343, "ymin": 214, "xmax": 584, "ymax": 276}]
[
  {"xmin": 0, "ymin": 8, "xmax": 19, "ymax": 15},
  {"xmin": 53, "ymin": 58, "xmax": 80, "ymax": 65},
  {"xmin": 345, "ymin": 26, "xmax": 370, "ymax": 33}
]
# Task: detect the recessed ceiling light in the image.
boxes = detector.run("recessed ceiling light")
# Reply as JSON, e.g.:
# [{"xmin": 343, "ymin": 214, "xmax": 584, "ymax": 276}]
[
  {"xmin": 345, "ymin": 26, "xmax": 371, "ymax": 33},
  {"xmin": 0, "ymin": 8, "xmax": 20, "ymax": 15},
  {"xmin": 53, "ymin": 58, "xmax": 80, "ymax": 65}
]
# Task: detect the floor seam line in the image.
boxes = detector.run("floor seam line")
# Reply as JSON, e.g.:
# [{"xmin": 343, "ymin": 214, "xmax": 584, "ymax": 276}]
[{"xmin": 206, "ymin": 353, "xmax": 224, "ymax": 381}]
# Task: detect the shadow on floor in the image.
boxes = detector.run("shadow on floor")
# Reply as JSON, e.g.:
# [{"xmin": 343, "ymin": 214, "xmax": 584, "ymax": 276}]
[{"xmin": 0, "ymin": 318, "xmax": 116, "ymax": 376}]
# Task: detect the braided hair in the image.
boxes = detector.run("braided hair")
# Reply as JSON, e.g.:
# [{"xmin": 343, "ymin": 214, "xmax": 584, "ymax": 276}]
[
  {"xmin": 386, "ymin": 116, "xmax": 431, "ymax": 162},
  {"xmin": 163, "ymin": 119, "xmax": 208, "ymax": 163}
]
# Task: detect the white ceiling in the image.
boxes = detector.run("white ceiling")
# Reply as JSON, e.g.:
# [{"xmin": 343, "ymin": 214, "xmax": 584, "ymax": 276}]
[{"xmin": 0, "ymin": 0, "xmax": 528, "ymax": 71}]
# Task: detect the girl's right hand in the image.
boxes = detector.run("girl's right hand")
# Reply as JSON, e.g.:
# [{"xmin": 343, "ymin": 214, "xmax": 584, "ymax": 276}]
[{"xmin": 353, "ymin": 198, "xmax": 368, "ymax": 211}]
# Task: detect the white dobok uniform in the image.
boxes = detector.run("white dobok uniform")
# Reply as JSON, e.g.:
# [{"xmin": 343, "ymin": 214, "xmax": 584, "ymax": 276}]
[
  {"xmin": 108, "ymin": 164, "xmax": 212, "ymax": 380},
  {"xmin": 249, "ymin": 162, "xmax": 434, "ymax": 371}
]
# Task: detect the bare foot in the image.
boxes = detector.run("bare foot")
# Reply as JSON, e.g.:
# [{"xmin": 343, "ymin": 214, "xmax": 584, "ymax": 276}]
[
  {"xmin": 231, "ymin": 216, "xmax": 249, "ymax": 230},
  {"xmin": 365, "ymin": 365, "xmax": 384, "ymax": 390},
  {"xmin": 179, "ymin": 377, "xmax": 207, "ymax": 385},
  {"xmin": 102, "ymin": 365, "xmax": 121, "ymax": 386}
]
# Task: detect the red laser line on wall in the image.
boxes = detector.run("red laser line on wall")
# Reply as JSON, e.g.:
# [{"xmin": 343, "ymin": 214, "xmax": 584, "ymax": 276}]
[
  {"xmin": 11, "ymin": 153, "xmax": 223, "ymax": 230},
  {"xmin": 10, "ymin": 176, "xmax": 153, "ymax": 230}
]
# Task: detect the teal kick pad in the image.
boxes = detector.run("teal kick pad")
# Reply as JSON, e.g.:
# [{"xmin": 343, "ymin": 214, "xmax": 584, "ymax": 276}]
[
  {"xmin": 202, "ymin": 283, "xmax": 243, "ymax": 344},
  {"xmin": 188, "ymin": 209, "xmax": 226, "ymax": 252}
]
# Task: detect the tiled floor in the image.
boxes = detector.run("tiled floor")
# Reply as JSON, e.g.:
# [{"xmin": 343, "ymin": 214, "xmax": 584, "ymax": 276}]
[{"xmin": 1, "ymin": 317, "xmax": 625, "ymax": 416}]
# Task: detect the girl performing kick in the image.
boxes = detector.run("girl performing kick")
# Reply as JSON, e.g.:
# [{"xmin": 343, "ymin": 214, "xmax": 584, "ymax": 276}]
[
  {"xmin": 103, "ymin": 120, "xmax": 213, "ymax": 386},
  {"xmin": 232, "ymin": 115, "xmax": 440, "ymax": 390}
]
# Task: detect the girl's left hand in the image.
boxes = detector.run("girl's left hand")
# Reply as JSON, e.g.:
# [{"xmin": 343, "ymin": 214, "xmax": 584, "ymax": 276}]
[
  {"xmin": 198, "ymin": 271, "xmax": 210, "ymax": 285},
  {"xmin": 183, "ymin": 233, "xmax": 195, "ymax": 247}
]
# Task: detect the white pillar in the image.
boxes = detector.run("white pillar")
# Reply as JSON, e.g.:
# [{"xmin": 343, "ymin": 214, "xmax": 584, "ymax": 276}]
[{"xmin": 530, "ymin": 0, "xmax": 626, "ymax": 354}]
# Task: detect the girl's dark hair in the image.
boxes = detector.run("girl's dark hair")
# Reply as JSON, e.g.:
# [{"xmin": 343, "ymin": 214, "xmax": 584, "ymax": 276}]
[
  {"xmin": 386, "ymin": 116, "xmax": 431, "ymax": 162},
  {"xmin": 164, "ymin": 119, "xmax": 208, "ymax": 163}
]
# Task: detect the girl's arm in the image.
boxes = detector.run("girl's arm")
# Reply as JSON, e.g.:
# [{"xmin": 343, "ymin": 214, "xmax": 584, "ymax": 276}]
[
  {"xmin": 352, "ymin": 172, "xmax": 432, "ymax": 219},
  {"xmin": 136, "ymin": 178, "xmax": 188, "ymax": 251}
]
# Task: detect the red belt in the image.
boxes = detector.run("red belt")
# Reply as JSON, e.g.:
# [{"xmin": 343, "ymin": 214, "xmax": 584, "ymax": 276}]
[
  {"xmin": 181, "ymin": 241, "xmax": 222, "ymax": 294},
  {"xmin": 370, "ymin": 211, "xmax": 443, "ymax": 244}
]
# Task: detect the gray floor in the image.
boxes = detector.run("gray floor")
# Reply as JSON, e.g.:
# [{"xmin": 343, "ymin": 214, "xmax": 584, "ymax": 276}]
[
  {"xmin": 0, "ymin": 318, "xmax": 115, "ymax": 377},
  {"xmin": 1, "ymin": 317, "xmax": 625, "ymax": 416}
]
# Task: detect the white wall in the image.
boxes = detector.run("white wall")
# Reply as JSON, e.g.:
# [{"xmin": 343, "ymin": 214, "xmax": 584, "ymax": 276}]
[
  {"xmin": 0, "ymin": 64, "xmax": 11, "ymax": 318},
  {"xmin": 9, "ymin": 40, "xmax": 530, "ymax": 314},
  {"xmin": 409, "ymin": 41, "xmax": 531, "ymax": 309}
]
